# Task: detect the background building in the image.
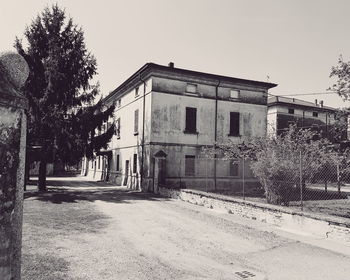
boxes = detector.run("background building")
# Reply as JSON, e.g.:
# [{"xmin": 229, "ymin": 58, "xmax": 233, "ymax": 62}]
[
  {"xmin": 267, "ymin": 96, "xmax": 348, "ymax": 142},
  {"xmin": 83, "ymin": 63, "xmax": 277, "ymax": 191}
]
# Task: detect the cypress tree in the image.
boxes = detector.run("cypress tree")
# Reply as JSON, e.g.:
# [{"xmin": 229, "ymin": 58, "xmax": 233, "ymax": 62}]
[{"xmin": 15, "ymin": 4, "xmax": 114, "ymax": 191}]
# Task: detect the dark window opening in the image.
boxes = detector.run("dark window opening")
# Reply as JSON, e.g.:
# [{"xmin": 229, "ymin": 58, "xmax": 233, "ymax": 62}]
[
  {"xmin": 185, "ymin": 107, "xmax": 197, "ymax": 133},
  {"xmin": 288, "ymin": 108, "xmax": 294, "ymax": 114},
  {"xmin": 185, "ymin": 155, "xmax": 195, "ymax": 176},
  {"xmin": 133, "ymin": 154, "xmax": 137, "ymax": 173},
  {"xmin": 313, "ymin": 112, "xmax": 318, "ymax": 117},
  {"xmin": 229, "ymin": 112, "xmax": 240, "ymax": 136}
]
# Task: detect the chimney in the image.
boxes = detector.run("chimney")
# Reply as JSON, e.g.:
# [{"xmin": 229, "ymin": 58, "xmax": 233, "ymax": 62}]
[
  {"xmin": 315, "ymin": 99, "xmax": 318, "ymax": 106},
  {"xmin": 168, "ymin": 62, "xmax": 174, "ymax": 68},
  {"xmin": 320, "ymin": 100, "xmax": 324, "ymax": 107}
]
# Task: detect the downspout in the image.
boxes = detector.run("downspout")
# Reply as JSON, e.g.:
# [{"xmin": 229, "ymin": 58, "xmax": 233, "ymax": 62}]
[
  {"xmin": 139, "ymin": 73, "xmax": 146, "ymax": 191},
  {"xmin": 214, "ymin": 79, "xmax": 221, "ymax": 191}
]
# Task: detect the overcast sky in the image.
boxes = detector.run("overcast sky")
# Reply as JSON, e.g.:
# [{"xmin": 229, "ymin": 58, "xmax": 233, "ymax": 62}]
[{"xmin": 1, "ymin": 0, "xmax": 350, "ymax": 108}]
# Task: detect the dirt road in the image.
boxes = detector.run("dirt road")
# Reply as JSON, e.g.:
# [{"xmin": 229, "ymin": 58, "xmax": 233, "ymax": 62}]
[{"xmin": 23, "ymin": 177, "xmax": 350, "ymax": 280}]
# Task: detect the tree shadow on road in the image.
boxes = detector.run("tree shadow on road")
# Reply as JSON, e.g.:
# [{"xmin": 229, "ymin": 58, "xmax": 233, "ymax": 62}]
[{"xmin": 24, "ymin": 179, "xmax": 170, "ymax": 204}]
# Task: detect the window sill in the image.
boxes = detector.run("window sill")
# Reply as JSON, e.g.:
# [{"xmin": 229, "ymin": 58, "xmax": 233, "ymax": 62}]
[
  {"xmin": 184, "ymin": 130, "xmax": 198, "ymax": 135},
  {"xmin": 184, "ymin": 92, "xmax": 198, "ymax": 96}
]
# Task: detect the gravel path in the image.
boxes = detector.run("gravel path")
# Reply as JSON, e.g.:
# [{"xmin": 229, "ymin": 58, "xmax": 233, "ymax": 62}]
[{"xmin": 22, "ymin": 177, "xmax": 350, "ymax": 280}]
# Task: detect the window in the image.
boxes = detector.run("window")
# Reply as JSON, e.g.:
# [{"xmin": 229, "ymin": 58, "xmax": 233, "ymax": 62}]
[
  {"xmin": 186, "ymin": 83, "xmax": 197, "ymax": 94},
  {"xmin": 185, "ymin": 155, "xmax": 195, "ymax": 176},
  {"xmin": 185, "ymin": 107, "xmax": 197, "ymax": 133},
  {"xmin": 134, "ymin": 109, "xmax": 139, "ymax": 135},
  {"xmin": 115, "ymin": 118, "xmax": 120, "ymax": 138},
  {"xmin": 98, "ymin": 156, "xmax": 100, "ymax": 169},
  {"xmin": 135, "ymin": 86, "xmax": 139, "ymax": 97},
  {"xmin": 133, "ymin": 154, "xmax": 137, "ymax": 173},
  {"xmin": 288, "ymin": 108, "xmax": 294, "ymax": 114},
  {"xmin": 116, "ymin": 154, "xmax": 120, "ymax": 171},
  {"xmin": 230, "ymin": 89, "xmax": 240, "ymax": 99},
  {"xmin": 288, "ymin": 121, "xmax": 296, "ymax": 127},
  {"xmin": 117, "ymin": 99, "xmax": 121, "ymax": 108},
  {"xmin": 230, "ymin": 161, "xmax": 239, "ymax": 177},
  {"xmin": 229, "ymin": 112, "xmax": 240, "ymax": 136},
  {"xmin": 313, "ymin": 112, "xmax": 318, "ymax": 117}
]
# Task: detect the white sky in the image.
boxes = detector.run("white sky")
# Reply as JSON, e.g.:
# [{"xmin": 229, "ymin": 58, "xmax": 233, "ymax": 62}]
[{"xmin": 1, "ymin": 0, "xmax": 350, "ymax": 108}]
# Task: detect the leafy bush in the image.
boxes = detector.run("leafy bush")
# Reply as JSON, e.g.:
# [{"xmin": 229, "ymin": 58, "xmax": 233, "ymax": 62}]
[{"xmin": 207, "ymin": 126, "xmax": 347, "ymax": 205}]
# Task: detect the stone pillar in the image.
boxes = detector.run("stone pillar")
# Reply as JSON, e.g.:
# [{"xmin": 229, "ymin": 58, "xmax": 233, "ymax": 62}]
[{"xmin": 0, "ymin": 51, "xmax": 29, "ymax": 280}]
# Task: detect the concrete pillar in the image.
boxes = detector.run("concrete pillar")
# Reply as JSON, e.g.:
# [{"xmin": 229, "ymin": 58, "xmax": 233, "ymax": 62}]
[{"xmin": 0, "ymin": 51, "xmax": 29, "ymax": 280}]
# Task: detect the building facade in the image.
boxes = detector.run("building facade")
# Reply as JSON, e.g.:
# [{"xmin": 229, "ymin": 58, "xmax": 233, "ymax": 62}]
[
  {"xmin": 267, "ymin": 96, "xmax": 348, "ymax": 142},
  {"xmin": 83, "ymin": 63, "xmax": 277, "ymax": 191}
]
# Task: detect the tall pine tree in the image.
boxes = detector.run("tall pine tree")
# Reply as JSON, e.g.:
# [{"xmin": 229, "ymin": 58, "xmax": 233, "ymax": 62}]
[{"xmin": 15, "ymin": 5, "xmax": 114, "ymax": 191}]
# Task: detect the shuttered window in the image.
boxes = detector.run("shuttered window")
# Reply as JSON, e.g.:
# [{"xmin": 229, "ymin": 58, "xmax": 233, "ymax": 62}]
[
  {"xmin": 230, "ymin": 160, "xmax": 239, "ymax": 176},
  {"xmin": 229, "ymin": 112, "xmax": 240, "ymax": 136},
  {"xmin": 115, "ymin": 118, "xmax": 120, "ymax": 138},
  {"xmin": 185, "ymin": 155, "xmax": 195, "ymax": 176},
  {"xmin": 134, "ymin": 109, "xmax": 139, "ymax": 134},
  {"xmin": 116, "ymin": 154, "xmax": 120, "ymax": 171},
  {"xmin": 185, "ymin": 107, "xmax": 197, "ymax": 133},
  {"xmin": 133, "ymin": 154, "xmax": 137, "ymax": 173}
]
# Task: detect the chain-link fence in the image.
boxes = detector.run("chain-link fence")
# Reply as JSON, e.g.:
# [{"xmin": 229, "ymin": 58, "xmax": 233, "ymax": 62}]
[
  {"xmin": 162, "ymin": 154, "xmax": 350, "ymax": 220},
  {"xmin": 163, "ymin": 157, "xmax": 263, "ymax": 198}
]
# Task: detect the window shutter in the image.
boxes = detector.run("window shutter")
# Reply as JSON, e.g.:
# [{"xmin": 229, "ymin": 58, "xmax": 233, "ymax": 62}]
[
  {"xmin": 185, "ymin": 107, "xmax": 197, "ymax": 133},
  {"xmin": 185, "ymin": 155, "xmax": 195, "ymax": 176},
  {"xmin": 133, "ymin": 154, "xmax": 137, "ymax": 173},
  {"xmin": 230, "ymin": 112, "xmax": 240, "ymax": 136},
  {"xmin": 134, "ymin": 109, "xmax": 139, "ymax": 134}
]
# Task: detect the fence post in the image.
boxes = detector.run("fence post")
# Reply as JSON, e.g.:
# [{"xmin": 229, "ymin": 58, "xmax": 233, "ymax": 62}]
[
  {"xmin": 179, "ymin": 156, "xmax": 182, "ymax": 189},
  {"xmin": 299, "ymin": 150, "xmax": 303, "ymax": 211},
  {"xmin": 337, "ymin": 163, "xmax": 341, "ymax": 193},
  {"xmin": 242, "ymin": 158, "xmax": 245, "ymax": 200},
  {"xmin": 205, "ymin": 157, "xmax": 208, "ymax": 192}
]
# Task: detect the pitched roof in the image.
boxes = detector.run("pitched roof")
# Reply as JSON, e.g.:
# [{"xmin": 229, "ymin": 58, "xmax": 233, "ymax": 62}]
[{"xmin": 268, "ymin": 96, "xmax": 336, "ymax": 112}]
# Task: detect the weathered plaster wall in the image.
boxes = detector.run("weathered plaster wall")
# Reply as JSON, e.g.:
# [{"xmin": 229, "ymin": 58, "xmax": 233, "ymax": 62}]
[
  {"xmin": 151, "ymin": 91, "xmax": 267, "ymax": 145},
  {"xmin": 152, "ymin": 76, "xmax": 268, "ymax": 105},
  {"xmin": 87, "ymin": 77, "xmax": 153, "ymax": 190}
]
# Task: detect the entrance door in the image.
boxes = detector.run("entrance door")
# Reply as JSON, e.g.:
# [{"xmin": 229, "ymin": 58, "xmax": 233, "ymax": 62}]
[{"xmin": 123, "ymin": 160, "xmax": 129, "ymax": 186}]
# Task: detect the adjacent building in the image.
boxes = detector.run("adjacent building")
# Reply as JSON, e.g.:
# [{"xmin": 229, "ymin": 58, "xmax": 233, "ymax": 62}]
[
  {"xmin": 82, "ymin": 63, "xmax": 277, "ymax": 191},
  {"xmin": 267, "ymin": 96, "xmax": 348, "ymax": 142}
]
